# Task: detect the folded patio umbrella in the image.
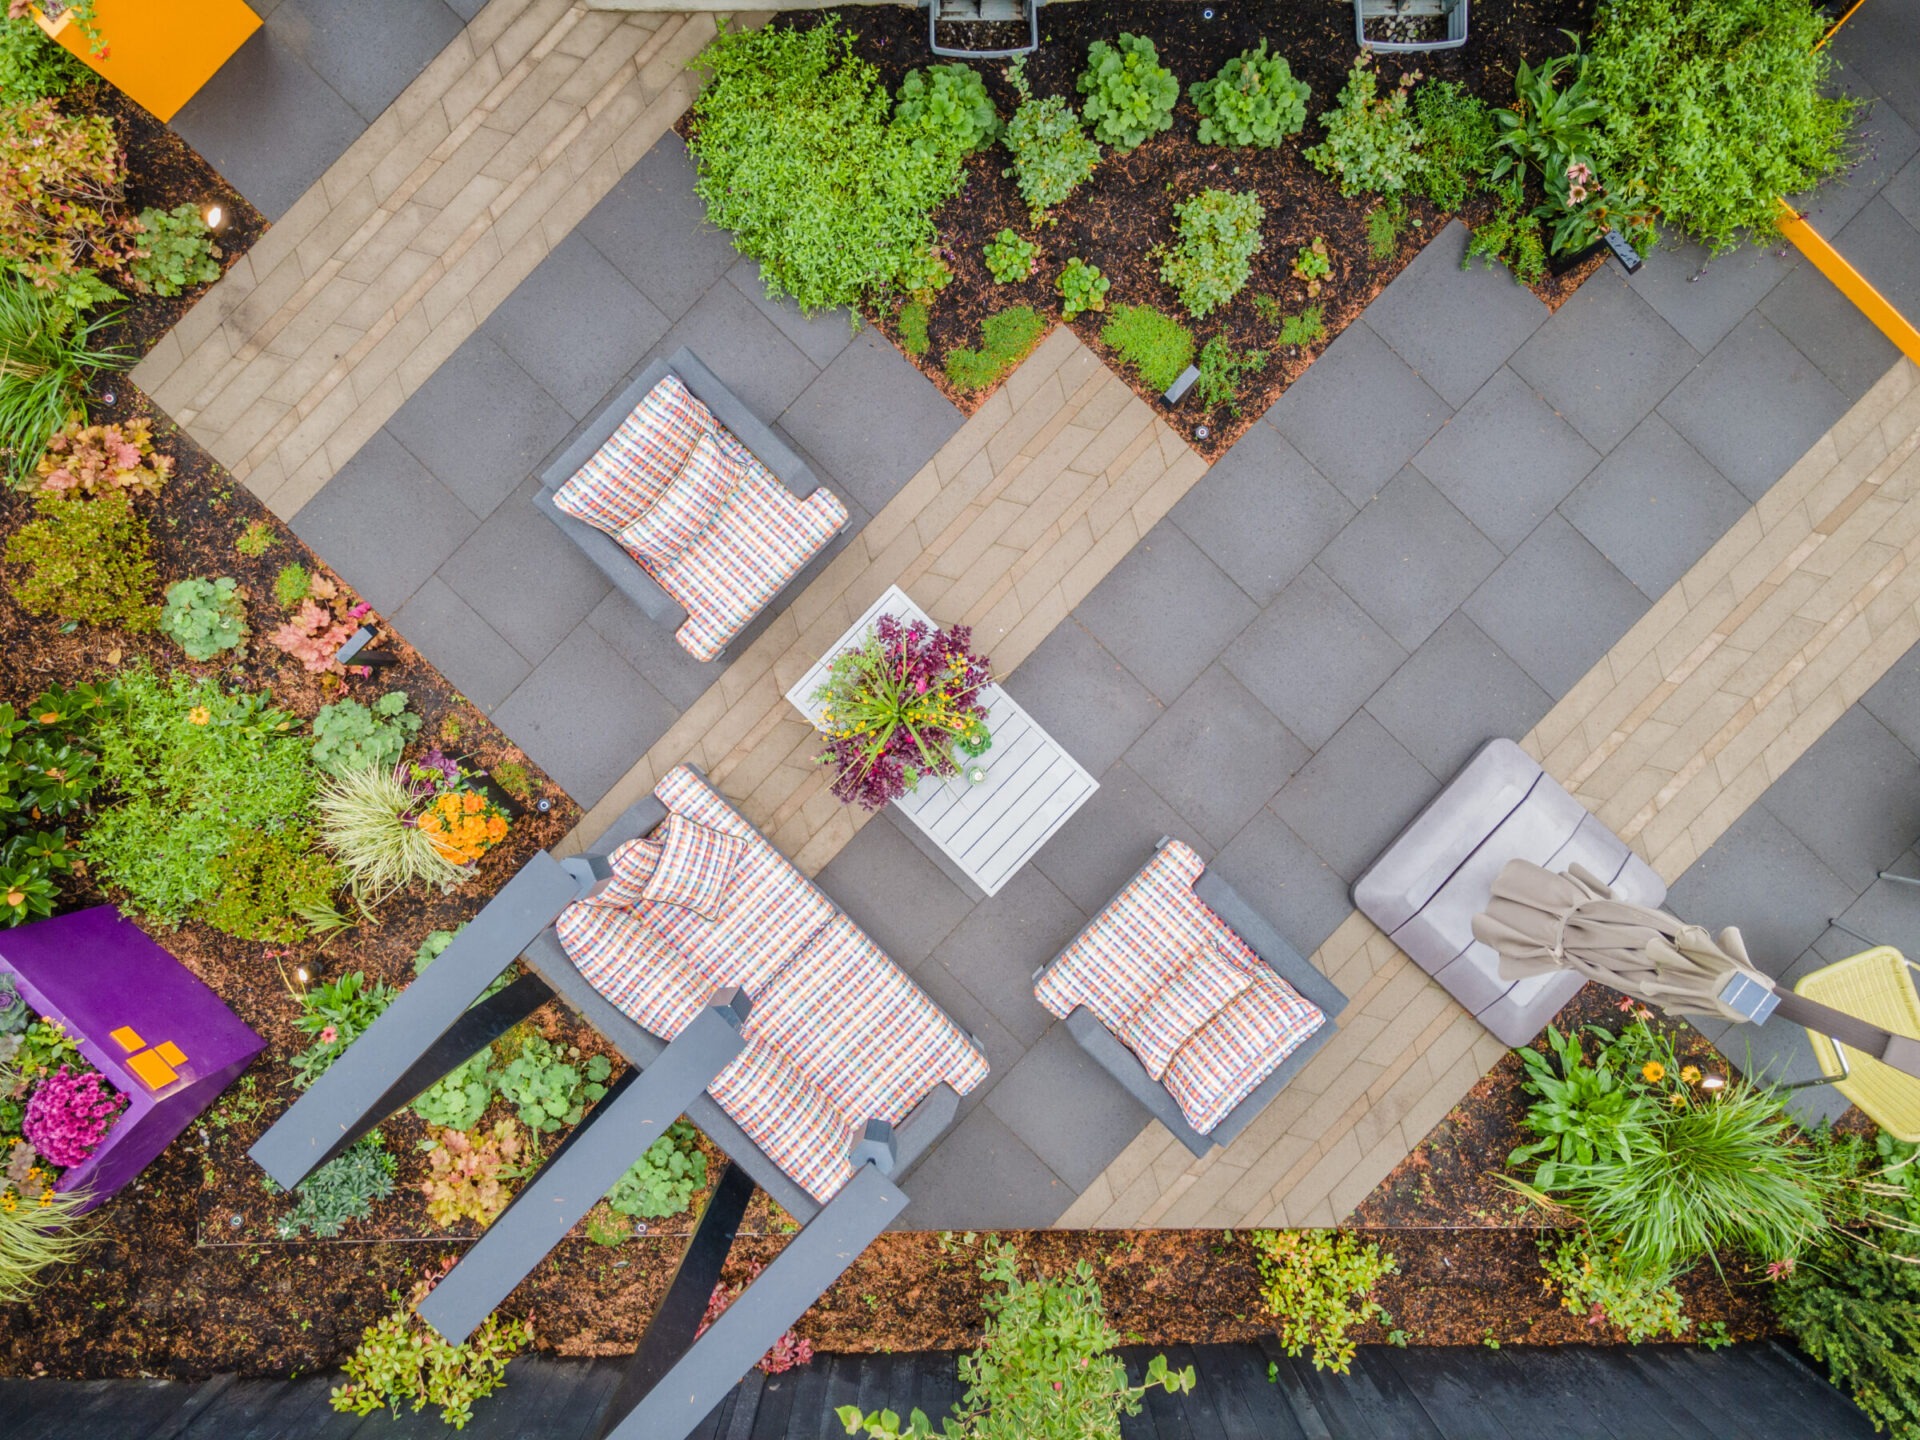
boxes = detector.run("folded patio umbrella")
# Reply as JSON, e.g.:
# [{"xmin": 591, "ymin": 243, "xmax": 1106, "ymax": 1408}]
[{"xmin": 1472, "ymin": 859, "xmax": 1920, "ymax": 1082}]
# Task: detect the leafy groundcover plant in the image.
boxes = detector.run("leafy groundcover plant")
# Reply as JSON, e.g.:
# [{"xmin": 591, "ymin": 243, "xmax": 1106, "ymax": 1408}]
[
  {"xmin": 1190, "ymin": 42, "xmax": 1311, "ymax": 148},
  {"xmin": 1253, "ymin": 1229, "xmax": 1399, "ymax": 1373},
  {"xmin": 4, "ymin": 488, "xmax": 159, "ymax": 632},
  {"xmin": 1100, "ymin": 304, "xmax": 1194, "ymax": 393},
  {"xmin": 1159, "ymin": 188, "xmax": 1265, "ymax": 319},
  {"xmin": 333, "ymin": 1266, "xmax": 533, "ymax": 1430},
  {"xmin": 1075, "ymin": 32, "xmax": 1178, "ymax": 151},
  {"xmin": 1002, "ymin": 55, "xmax": 1101, "ymax": 220},
  {"xmin": 605, "ymin": 1119, "xmax": 708, "ymax": 1220},
  {"xmin": 944, "ymin": 306, "xmax": 1048, "ymax": 392},
  {"xmin": 1304, "ymin": 54, "xmax": 1424, "ymax": 198}
]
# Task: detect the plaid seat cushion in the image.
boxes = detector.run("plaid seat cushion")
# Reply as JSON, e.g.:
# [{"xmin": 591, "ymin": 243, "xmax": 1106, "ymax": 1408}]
[
  {"xmin": 643, "ymin": 813, "xmax": 747, "ymax": 921},
  {"xmin": 708, "ymin": 1039, "xmax": 857, "ymax": 1204},
  {"xmin": 555, "ymin": 902, "xmax": 713, "ymax": 1039},
  {"xmin": 1118, "ymin": 944, "xmax": 1252, "ymax": 1081},
  {"xmin": 553, "ymin": 374, "xmax": 713, "ymax": 534},
  {"xmin": 616, "ymin": 428, "xmax": 743, "ymax": 569},
  {"xmin": 655, "ymin": 441, "xmax": 847, "ymax": 662},
  {"xmin": 576, "ymin": 836, "xmax": 663, "ymax": 908},
  {"xmin": 745, "ymin": 920, "xmax": 989, "ymax": 1128},
  {"xmin": 1163, "ymin": 968, "xmax": 1325, "ymax": 1134}
]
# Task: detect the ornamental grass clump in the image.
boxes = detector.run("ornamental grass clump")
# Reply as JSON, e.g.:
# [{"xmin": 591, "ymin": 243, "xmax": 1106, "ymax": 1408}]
[
  {"xmin": 811, "ymin": 612, "xmax": 993, "ymax": 810},
  {"xmin": 0, "ymin": 275, "xmax": 122, "ymax": 483},
  {"xmin": 0, "ymin": 1182, "xmax": 90, "ymax": 1304},
  {"xmin": 315, "ymin": 762, "xmax": 471, "ymax": 908}
]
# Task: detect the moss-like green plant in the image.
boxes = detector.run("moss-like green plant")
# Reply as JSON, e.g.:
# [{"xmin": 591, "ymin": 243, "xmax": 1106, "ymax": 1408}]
[
  {"xmin": 1100, "ymin": 304, "xmax": 1194, "ymax": 393},
  {"xmin": 1194, "ymin": 336, "xmax": 1267, "ymax": 413},
  {"xmin": 944, "ymin": 307, "xmax": 1047, "ymax": 393},
  {"xmin": 898, "ymin": 300, "xmax": 930, "ymax": 357},
  {"xmin": 202, "ymin": 827, "xmax": 343, "ymax": 944}
]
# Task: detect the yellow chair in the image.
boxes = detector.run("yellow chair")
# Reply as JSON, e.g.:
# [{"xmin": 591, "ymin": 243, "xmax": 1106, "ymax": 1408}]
[{"xmin": 1795, "ymin": 945, "xmax": 1920, "ymax": 1143}]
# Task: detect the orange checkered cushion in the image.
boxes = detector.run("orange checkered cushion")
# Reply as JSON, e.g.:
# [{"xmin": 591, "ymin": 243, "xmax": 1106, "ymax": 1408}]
[
  {"xmin": 708, "ymin": 1036, "xmax": 857, "ymax": 1204},
  {"xmin": 616, "ymin": 428, "xmax": 743, "ymax": 569},
  {"xmin": 1118, "ymin": 944, "xmax": 1252, "ymax": 1080},
  {"xmin": 642, "ymin": 812, "xmax": 746, "ymax": 921},
  {"xmin": 553, "ymin": 373, "xmax": 713, "ymax": 534},
  {"xmin": 555, "ymin": 903, "xmax": 712, "ymax": 1039},
  {"xmin": 1164, "ymin": 968, "xmax": 1325, "ymax": 1134}
]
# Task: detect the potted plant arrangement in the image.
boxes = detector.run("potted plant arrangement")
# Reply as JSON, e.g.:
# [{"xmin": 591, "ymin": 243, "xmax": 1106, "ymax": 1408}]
[
  {"xmin": 811, "ymin": 614, "xmax": 994, "ymax": 810},
  {"xmin": 1, "ymin": 976, "xmax": 124, "ymax": 1212}
]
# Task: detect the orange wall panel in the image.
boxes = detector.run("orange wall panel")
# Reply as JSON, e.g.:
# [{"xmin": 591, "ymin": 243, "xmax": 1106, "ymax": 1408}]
[{"xmin": 39, "ymin": 0, "xmax": 261, "ymax": 124}]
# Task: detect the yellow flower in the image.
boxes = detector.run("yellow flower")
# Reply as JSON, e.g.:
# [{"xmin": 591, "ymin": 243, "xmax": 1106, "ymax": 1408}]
[
  {"xmin": 1642, "ymin": 1061, "xmax": 1666, "ymax": 1084},
  {"xmin": 188, "ymin": 706, "xmax": 211, "ymax": 725},
  {"xmin": 1680, "ymin": 1065, "xmax": 1701, "ymax": 1084}
]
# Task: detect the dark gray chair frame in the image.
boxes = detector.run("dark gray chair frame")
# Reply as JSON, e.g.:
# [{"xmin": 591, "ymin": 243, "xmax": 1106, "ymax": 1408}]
[
  {"xmin": 1035, "ymin": 840, "xmax": 1350, "ymax": 1159},
  {"xmin": 535, "ymin": 347, "xmax": 847, "ymax": 662}
]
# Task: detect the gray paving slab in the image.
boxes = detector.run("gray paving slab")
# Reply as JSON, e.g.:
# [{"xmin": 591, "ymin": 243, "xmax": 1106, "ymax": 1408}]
[
  {"xmin": 490, "ymin": 626, "xmax": 677, "ymax": 805},
  {"xmin": 1222, "ymin": 564, "xmax": 1405, "ymax": 751},
  {"xmin": 983, "ymin": 1024, "xmax": 1148, "ymax": 1190},
  {"xmin": 814, "ymin": 812, "xmax": 974, "ymax": 968},
  {"xmin": 1075, "ymin": 520, "xmax": 1258, "ymax": 704},
  {"xmin": 1033, "ymin": 762, "xmax": 1209, "ymax": 916},
  {"xmin": 1758, "ymin": 258, "xmax": 1903, "ymax": 403},
  {"xmin": 1558, "ymin": 413, "xmax": 1752, "ymax": 601},
  {"xmin": 482, "ymin": 233, "xmax": 672, "ymax": 421},
  {"xmin": 1265, "ymin": 320, "xmax": 1452, "ymax": 507},
  {"xmin": 276, "ymin": 0, "xmax": 465, "ymax": 124},
  {"xmin": 1861, "ymin": 643, "xmax": 1920, "ymax": 757},
  {"xmin": 925, "ymin": 868, "xmax": 1090, "ymax": 1048},
  {"xmin": 1211, "ymin": 808, "xmax": 1355, "ymax": 962},
  {"xmin": 583, "ymin": 590, "xmax": 719, "ymax": 712},
  {"xmin": 388, "ymin": 575, "xmax": 532, "ymax": 712},
  {"xmin": 1824, "ymin": 854, "xmax": 1920, "ymax": 963},
  {"xmin": 1888, "ymin": 151, "xmax": 1920, "ymax": 231},
  {"xmin": 1313, "ymin": 466, "xmax": 1502, "ymax": 651},
  {"xmin": 1791, "ymin": 67, "xmax": 1920, "ymax": 242},
  {"xmin": 1270, "ymin": 712, "xmax": 1442, "ymax": 883},
  {"xmin": 1003, "ymin": 621, "xmax": 1164, "ymax": 778},
  {"xmin": 1510, "ymin": 272, "xmax": 1701, "ymax": 453},
  {"xmin": 1658, "ymin": 312, "xmax": 1849, "ymax": 502},
  {"xmin": 726, "ymin": 258, "xmax": 858, "ymax": 371},
  {"xmin": 900, "ymin": 951, "xmax": 1028, "ymax": 1116},
  {"xmin": 579, "ymin": 134, "xmax": 745, "ymax": 324},
  {"xmin": 170, "ymin": 28, "xmax": 367, "ymax": 220},
  {"xmin": 441, "ymin": 477, "xmax": 614, "ymax": 667},
  {"xmin": 1463, "ymin": 512, "xmax": 1650, "ymax": 698},
  {"xmin": 1168, "ymin": 424, "xmax": 1354, "ymax": 607},
  {"xmin": 776, "ymin": 330, "xmax": 962, "ymax": 517},
  {"xmin": 1629, "ymin": 238, "xmax": 1797, "ymax": 355},
  {"xmin": 1759, "ymin": 706, "xmax": 1920, "ymax": 893},
  {"xmin": 1833, "ymin": 193, "xmax": 1920, "ymax": 328},
  {"xmin": 1410, "ymin": 367, "xmax": 1600, "ymax": 553},
  {"xmin": 650, "ymin": 280, "xmax": 821, "ymax": 424},
  {"xmin": 385, "ymin": 332, "xmax": 577, "ymax": 519},
  {"xmin": 1124, "ymin": 663, "xmax": 1310, "ymax": 850},
  {"xmin": 289, "ymin": 429, "xmax": 479, "ymax": 615},
  {"xmin": 1666, "ymin": 806, "xmax": 1857, "ymax": 976},
  {"xmin": 895, "ymin": 1105, "xmax": 1072, "ymax": 1230},
  {"xmin": 1831, "ymin": 0, "xmax": 1920, "ymax": 131},
  {"xmin": 1363, "ymin": 612, "xmax": 1552, "ymax": 782},
  {"xmin": 1359, "ymin": 220, "xmax": 1548, "ymax": 408}
]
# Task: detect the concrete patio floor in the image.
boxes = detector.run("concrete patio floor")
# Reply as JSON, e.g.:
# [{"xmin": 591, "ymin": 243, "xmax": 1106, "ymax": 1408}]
[{"xmin": 133, "ymin": 0, "xmax": 1920, "ymax": 1232}]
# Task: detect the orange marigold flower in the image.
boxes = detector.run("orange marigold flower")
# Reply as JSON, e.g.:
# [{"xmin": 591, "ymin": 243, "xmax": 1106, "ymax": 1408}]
[
  {"xmin": 485, "ymin": 816, "xmax": 507, "ymax": 840},
  {"xmin": 462, "ymin": 793, "xmax": 485, "ymax": 814},
  {"xmin": 188, "ymin": 706, "xmax": 211, "ymax": 725}
]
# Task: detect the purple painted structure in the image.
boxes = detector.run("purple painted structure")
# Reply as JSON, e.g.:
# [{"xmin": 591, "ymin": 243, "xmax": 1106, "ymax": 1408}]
[{"xmin": 1, "ymin": 905, "xmax": 264, "ymax": 1210}]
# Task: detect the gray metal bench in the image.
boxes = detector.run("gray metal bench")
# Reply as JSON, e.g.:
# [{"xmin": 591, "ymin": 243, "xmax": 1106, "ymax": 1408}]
[{"xmin": 535, "ymin": 347, "xmax": 845, "ymax": 663}]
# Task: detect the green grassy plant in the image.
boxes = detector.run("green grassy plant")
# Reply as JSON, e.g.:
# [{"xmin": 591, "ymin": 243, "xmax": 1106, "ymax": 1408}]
[
  {"xmin": 1412, "ymin": 78, "xmax": 1496, "ymax": 210},
  {"xmin": 1193, "ymin": 335, "xmax": 1266, "ymax": 413},
  {"xmin": 1100, "ymin": 304, "xmax": 1194, "ymax": 392},
  {"xmin": 944, "ymin": 306, "xmax": 1047, "ymax": 392},
  {"xmin": 898, "ymin": 300, "xmax": 930, "ymax": 357},
  {"xmin": 0, "ymin": 277, "xmax": 122, "ymax": 485},
  {"xmin": 0, "ymin": 1184, "xmax": 90, "ymax": 1303},
  {"xmin": 314, "ymin": 762, "xmax": 469, "ymax": 908}
]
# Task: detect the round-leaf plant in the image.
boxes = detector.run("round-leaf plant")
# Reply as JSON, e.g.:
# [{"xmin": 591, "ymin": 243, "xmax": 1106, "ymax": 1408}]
[
  {"xmin": 983, "ymin": 228, "xmax": 1037, "ymax": 284},
  {"xmin": 1190, "ymin": 42, "xmax": 1311, "ymax": 147},
  {"xmin": 158, "ymin": 576, "xmax": 247, "ymax": 662},
  {"xmin": 1055, "ymin": 256, "xmax": 1109, "ymax": 319},
  {"xmin": 1159, "ymin": 187, "xmax": 1266, "ymax": 318},
  {"xmin": 894, "ymin": 61, "xmax": 999, "ymax": 155},
  {"xmin": 1075, "ymin": 32, "xmax": 1178, "ymax": 151}
]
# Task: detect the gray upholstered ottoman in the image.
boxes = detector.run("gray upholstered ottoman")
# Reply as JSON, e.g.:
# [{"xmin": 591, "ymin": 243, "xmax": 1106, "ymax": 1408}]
[{"xmin": 1352, "ymin": 739, "xmax": 1665, "ymax": 1046}]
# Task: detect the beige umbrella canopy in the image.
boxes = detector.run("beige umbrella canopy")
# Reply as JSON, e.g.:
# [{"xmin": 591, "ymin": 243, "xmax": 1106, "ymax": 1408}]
[{"xmin": 1472, "ymin": 859, "xmax": 1920, "ymax": 1079}]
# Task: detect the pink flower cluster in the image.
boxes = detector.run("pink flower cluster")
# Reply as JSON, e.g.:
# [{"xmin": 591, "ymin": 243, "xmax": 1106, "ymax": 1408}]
[{"xmin": 22, "ymin": 1066, "xmax": 126, "ymax": 1168}]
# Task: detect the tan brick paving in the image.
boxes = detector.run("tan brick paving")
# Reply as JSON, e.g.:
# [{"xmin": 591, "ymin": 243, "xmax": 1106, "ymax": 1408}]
[{"xmin": 131, "ymin": 0, "xmax": 721, "ymax": 520}]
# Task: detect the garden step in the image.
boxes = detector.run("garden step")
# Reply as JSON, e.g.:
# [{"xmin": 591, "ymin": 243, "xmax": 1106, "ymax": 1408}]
[{"xmin": 938, "ymin": 0, "xmax": 1029, "ymax": 21}]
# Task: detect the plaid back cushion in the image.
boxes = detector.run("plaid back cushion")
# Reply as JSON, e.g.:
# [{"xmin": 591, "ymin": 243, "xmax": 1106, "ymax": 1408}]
[
  {"xmin": 708, "ymin": 1038, "xmax": 856, "ymax": 1203},
  {"xmin": 616, "ymin": 427, "xmax": 743, "ymax": 569},
  {"xmin": 569, "ymin": 836, "xmax": 662, "ymax": 909},
  {"xmin": 553, "ymin": 373, "xmax": 713, "ymax": 534},
  {"xmin": 655, "ymin": 442, "xmax": 847, "ymax": 662},
  {"xmin": 1163, "ymin": 968, "xmax": 1325, "ymax": 1134},
  {"xmin": 555, "ymin": 902, "xmax": 713, "ymax": 1039},
  {"xmin": 1118, "ymin": 944, "xmax": 1252, "ymax": 1080},
  {"xmin": 643, "ymin": 812, "xmax": 747, "ymax": 921}
]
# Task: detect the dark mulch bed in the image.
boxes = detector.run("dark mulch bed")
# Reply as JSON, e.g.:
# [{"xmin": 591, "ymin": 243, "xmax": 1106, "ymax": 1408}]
[{"xmin": 821, "ymin": 0, "xmax": 1604, "ymax": 460}]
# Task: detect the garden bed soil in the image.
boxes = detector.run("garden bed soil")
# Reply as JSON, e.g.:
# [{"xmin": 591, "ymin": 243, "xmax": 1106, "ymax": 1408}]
[{"xmin": 812, "ymin": 1, "xmax": 1603, "ymax": 460}]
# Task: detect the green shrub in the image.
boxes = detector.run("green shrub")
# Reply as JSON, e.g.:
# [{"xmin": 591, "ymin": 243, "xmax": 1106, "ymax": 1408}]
[
  {"xmin": 1412, "ymin": 78, "xmax": 1496, "ymax": 210},
  {"xmin": 944, "ymin": 306, "xmax": 1047, "ymax": 392},
  {"xmin": 688, "ymin": 20, "xmax": 967, "ymax": 313},
  {"xmin": 1001, "ymin": 55, "xmax": 1100, "ymax": 219},
  {"xmin": 1252, "ymin": 1229, "xmax": 1398, "ymax": 1373},
  {"xmin": 605, "ymin": 1120, "xmax": 709, "ymax": 1220},
  {"xmin": 1304, "ymin": 54, "xmax": 1425, "ymax": 198},
  {"xmin": 1159, "ymin": 188, "xmax": 1264, "ymax": 318},
  {"xmin": 898, "ymin": 300, "xmax": 930, "ymax": 357},
  {"xmin": 85, "ymin": 666, "xmax": 317, "ymax": 926},
  {"xmin": 291, "ymin": 971, "xmax": 397, "ymax": 1089},
  {"xmin": 311, "ymin": 691, "xmax": 421, "ymax": 778},
  {"xmin": 234, "ymin": 518, "xmax": 277, "ymax": 557},
  {"xmin": 1190, "ymin": 42, "xmax": 1310, "ymax": 148},
  {"xmin": 203, "ymin": 827, "xmax": 343, "ymax": 944},
  {"xmin": 5, "ymin": 489, "xmax": 157, "ymax": 631},
  {"xmin": 1055, "ymin": 256, "xmax": 1109, "ymax": 319},
  {"xmin": 1193, "ymin": 335, "xmax": 1266, "ymax": 413},
  {"xmin": 1100, "ymin": 304, "xmax": 1194, "ymax": 392},
  {"xmin": 273, "ymin": 562, "xmax": 311, "ymax": 607},
  {"xmin": 1586, "ymin": 0, "xmax": 1853, "ymax": 253},
  {"xmin": 275, "ymin": 1135, "xmax": 395, "ymax": 1239},
  {"xmin": 894, "ymin": 61, "xmax": 999, "ymax": 155},
  {"xmin": 1291, "ymin": 236, "xmax": 1331, "ymax": 296},
  {"xmin": 158, "ymin": 576, "xmax": 247, "ymax": 661},
  {"xmin": 0, "ymin": 277, "xmax": 123, "ymax": 485},
  {"xmin": 0, "ymin": 101, "xmax": 135, "ymax": 308},
  {"xmin": 1075, "ymin": 33, "xmax": 1177, "ymax": 151},
  {"xmin": 0, "ymin": 18, "xmax": 85, "ymax": 106},
  {"xmin": 315, "ymin": 762, "xmax": 470, "ymax": 908},
  {"xmin": 413, "ymin": 1049, "xmax": 496, "ymax": 1133},
  {"xmin": 1539, "ymin": 1235, "xmax": 1690, "ymax": 1342},
  {"xmin": 496, "ymin": 1035, "xmax": 611, "ymax": 1134},
  {"xmin": 1464, "ymin": 173, "xmax": 1548, "ymax": 286},
  {"xmin": 333, "ymin": 1289, "xmax": 532, "ymax": 1430},
  {"xmin": 128, "ymin": 204, "xmax": 222, "ymax": 298},
  {"xmin": 839, "ymin": 1237, "xmax": 1194, "ymax": 1440},
  {"xmin": 983, "ymin": 228, "xmax": 1037, "ymax": 283}
]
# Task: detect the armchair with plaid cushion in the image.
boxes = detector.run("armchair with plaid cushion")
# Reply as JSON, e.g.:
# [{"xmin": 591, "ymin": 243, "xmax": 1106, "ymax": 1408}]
[
  {"xmin": 1034, "ymin": 839, "xmax": 1349, "ymax": 1157},
  {"xmin": 537, "ymin": 348, "xmax": 848, "ymax": 662}
]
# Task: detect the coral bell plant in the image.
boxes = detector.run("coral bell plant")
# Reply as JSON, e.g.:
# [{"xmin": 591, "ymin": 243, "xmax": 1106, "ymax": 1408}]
[
  {"xmin": 21, "ymin": 1066, "xmax": 123, "ymax": 1168},
  {"xmin": 811, "ymin": 613, "xmax": 993, "ymax": 809}
]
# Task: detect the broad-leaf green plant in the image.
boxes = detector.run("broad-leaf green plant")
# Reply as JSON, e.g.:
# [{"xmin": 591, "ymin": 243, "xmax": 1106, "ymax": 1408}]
[
  {"xmin": 605, "ymin": 1120, "xmax": 709, "ymax": 1220},
  {"xmin": 1001, "ymin": 55, "xmax": 1100, "ymax": 220},
  {"xmin": 1304, "ymin": 54, "xmax": 1424, "ymax": 198},
  {"xmin": 128, "ymin": 204, "xmax": 222, "ymax": 297},
  {"xmin": 894, "ymin": 62, "xmax": 999, "ymax": 155},
  {"xmin": 1055, "ymin": 257, "xmax": 1109, "ymax": 319},
  {"xmin": 310, "ymin": 692, "xmax": 422, "ymax": 778},
  {"xmin": 496, "ymin": 1035, "xmax": 611, "ymax": 1134},
  {"xmin": 1075, "ymin": 33, "xmax": 1177, "ymax": 151},
  {"xmin": 158, "ymin": 575, "xmax": 247, "ymax": 661},
  {"xmin": 983, "ymin": 228, "xmax": 1037, "ymax": 284},
  {"xmin": 1252, "ymin": 1229, "xmax": 1397, "ymax": 1374},
  {"xmin": 1190, "ymin": 42, "xmax": 1310, "ymax": 148},
  {"xmin": 291, "ymin": 971, "xmax": 397, "ymax": 1089},
  {"xmin": 1159, "ymin": 188, "xmax": 1264, "ymax": 318}
]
